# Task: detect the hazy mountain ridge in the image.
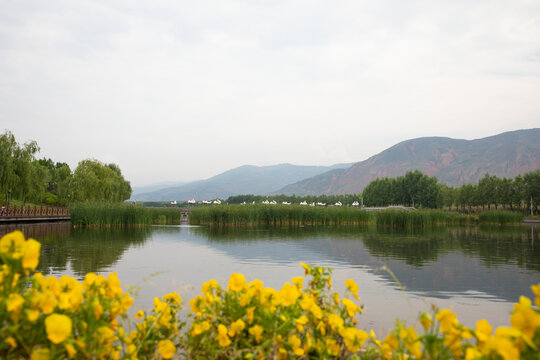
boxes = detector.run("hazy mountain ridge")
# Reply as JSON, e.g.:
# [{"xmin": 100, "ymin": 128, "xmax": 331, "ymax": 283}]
[
  {"xmin": 278, "ymin": 128, "xmax": 540, "ymax": 195},
  {"xmin": 133, "ymin": 163, "xmax": 353, "ymax": 201}
]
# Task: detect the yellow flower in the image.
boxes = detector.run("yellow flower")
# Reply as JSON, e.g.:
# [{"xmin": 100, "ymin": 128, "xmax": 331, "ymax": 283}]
[
  {"xmin": 288, "ymin": 335, "xmax": 304, "ymax": 356},
  {"xmin": 0, "ymin": 230, "xmax": 25, "ymax": 258},
  {"xmin": 248, "ymin": 279, "xmax": 264, "ymax": 297},
  {"xmin": 191, "ymin": 320, "xmax": 211, "ymax": 336},
  {"xmin": 342, "ymin": 298, "xmax": 360, "ymax": 317},
  {"xmin": 465, "ymin": 347, "xmax": 482, "ymax": 360},
  {"xmin": 419, "ymin": 312, "xmax": 432, "ymax": 332},
  {"xmin": 311, "ymin": 304, "xmax": 323, "ymax": 319},
  {"xmin": 300, "ymin": 262, "xmax": 310, "ymax": 275},
  {"xmin": 295, "ymin": 315, "xmax": 308, "ymax": 333},
  {"xmin": 135, "ymin": 310, "xmax": 145, "ymax": 319},
  {"xmin": 229, "ymin": 318, "xmax": 246, "ymax": 337},
  {"xmin": 107, "ymin": 272, "xmax": 123, "ymax": 298},
  {"xmin": 7, "ymin": 293, "xmax": 25, "ymax": 314},
  {"xmin": 31, "ymin": 348, "xmax": 50, "ymax": 360},
  {"xmin": 6, "ymin": 336, "xmax": 17, "ymax": 348},
  {"xmin": 163, "ymin": 291, "xmax": 182, "ymax": 305},
  {"xmin": 341, "ymin": 327, "xmax": 368, "ymax": 353},
  {"xmin": 65, "ymin": 343, "xmax": 77, "ymax": 358},
  {"xmin": 38, "ymin": 291, "xmax": 58, "ymax": 314},
  {"xmin": 332, "ymin": 292, "xmax": 340, "ymax": 305},
  {"xmin": 249, "ymin": 325, "xmax": 264, "ymax": 343},
  {"xmin": 218, "ymin": 324, "xmax": 231, "ymax": 346},
  {"xmin": 328, "ymin": 313, "xmax": 344, "ymax": 331},
  {"xmin": 202, "ymin": 280, "xmax": 218, "ymax": 296},
  {"xmin": 531, "ymin": 283, "xmax": 540, "ymax": 307},
  {"xmin": 510, "ymin": 296, "xmax": 540, "ymax": 339},
  {"xmin": 326, "ymin": 337, "xmax": 341, "ymax": 355},
  {"xmin": 483, "ymin": 334, "xmax": 519, "ymax": 360},
  {"xmin": 26, "ymin": 309, "xmax": 40, "ymax": 322},
  {"xmin": 158, "ymin": 339, "xmax": 176, "ymax": 359},
  {"xmin": 475, "ymin": 319, "xmax": 492, "ymax": 343},
  {"xmin": 291, "ymin": 276, "xmax": 303, "ymax": 288},
  {"xmin": 22, "ymin": 238, "xmax": 41, "ymax": 273},
  {"xmin": 246, "ymin": 307, "xmax": 255, "ymax": 323},
  {"xmin": 436, "ymin": 308, "xmax": 458, "ymax": 332},
  {"xmin": 279, "ymin": 282, "xmax": 300, "ymax": 306},
  {"xmin": 345, "ymin": 279, "xmax": 359, "ymax": 293},
  {"xmin": 45, "ymin": 313, "xmax": 72, "ymax": 344},
  {"xmin": 228, "ymin": 273, "xmax": 248, "ymax": 292}
]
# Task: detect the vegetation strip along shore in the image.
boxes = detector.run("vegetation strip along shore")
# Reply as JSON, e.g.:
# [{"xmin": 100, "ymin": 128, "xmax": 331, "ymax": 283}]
[{"xmin": 189, "ymin": 204, "xmax": 524, "ymax": 227}]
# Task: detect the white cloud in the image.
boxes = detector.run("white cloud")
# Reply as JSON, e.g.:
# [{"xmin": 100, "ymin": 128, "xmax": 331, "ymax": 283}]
[{"xmin": 1, "ymin": 0, "xmax": 539, "ymax": 185}]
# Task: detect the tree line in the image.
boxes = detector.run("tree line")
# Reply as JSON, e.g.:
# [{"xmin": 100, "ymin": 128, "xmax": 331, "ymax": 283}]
[
  {"xmin": 226, "ymin": 194, "xmax": 363, "ymax": 206},
  {"xmin": 361, "ymin": 170, "xmax": 540, "ymax": 212},
  {"xmin": 0, "ymin": 130, "xmax": 132, "ymax": 206},
  {"xmin": 441, "ymin": 172, "xmax": 540, "ymax": 212},
  {"xmin": 227, "ymin": 169, "xmax": 540, "ymax": 213}
]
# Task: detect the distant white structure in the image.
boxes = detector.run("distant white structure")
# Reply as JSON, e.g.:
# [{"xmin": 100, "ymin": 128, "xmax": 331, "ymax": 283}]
[
  {"xmin": 309, "ymin": 202, "xmax": 315, "ymax": 207},
  {"xmin": 316, "ymin": 202, "xmax": 326, "ymax": 206},
  {"xmin": 202, "ymin": 200, "xmax": 212, "ymax": 204},
  {"xmin": 262, "ymin": 200, "xmax": 270, "ymax": 204},
  {"xmin": 269, "ymin": 200, "xmax": 277, "ymax": 205},
  {"xmin": 282, "ymin": 201, "xmax": 291, "ymax": 205},
  {"xmin": 187, "ymin": 199, "xmax": 196, "ymax": 204},
  {"xmin": 300, "ymin": 201, "xmax": 308, "ymax": 206},
  {"xmin": 352, "ymin": 201, "xmax": 360, "ymax": 207},
  {"xmin": 213, "ymin": 199, "xmax": 222, "ymax": 205},
  {"xmin": 170, "ymin": 200, "xmax": 177, "ymax": 205},
  {"xmin": 335, "ymin": 201, "xmax": 342, "ymax": 207}
]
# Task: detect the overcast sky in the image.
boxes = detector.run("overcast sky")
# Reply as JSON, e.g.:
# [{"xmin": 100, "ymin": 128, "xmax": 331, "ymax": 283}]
[{"xmin": 1, "ymin": 0, "xmax": 539, "ymax": 186}]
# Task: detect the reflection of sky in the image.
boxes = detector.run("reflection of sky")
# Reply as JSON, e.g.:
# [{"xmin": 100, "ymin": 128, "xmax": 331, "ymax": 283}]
[{"xmin": 36, "ymin": 224, "xmax": 540, "ymax": 333}]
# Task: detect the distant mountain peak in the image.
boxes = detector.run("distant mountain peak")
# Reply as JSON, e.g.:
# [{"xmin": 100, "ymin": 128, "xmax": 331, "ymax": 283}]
[{"xmin": 277, "ymin": 128, "xmax": 540, "ymax": 195}]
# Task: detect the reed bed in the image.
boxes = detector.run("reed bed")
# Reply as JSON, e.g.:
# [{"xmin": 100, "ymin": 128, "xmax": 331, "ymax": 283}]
[
  {"xmin": 189, "ymin": 204, "xmax": 374, "ymax": 226},
  {"xmin": 478, "ymin": 210, "xmax": 524, "ymax": 225},
  {"xmin": 71, "ymin": 202, "xmax": 181, "ymax": 226},
  {"xmin": 190, "ymin": 205, "xmax": 519, "ymax": 227},
  {"xmin": 374, "ymin": 209, "xmax": 475, "ymax": 227}
]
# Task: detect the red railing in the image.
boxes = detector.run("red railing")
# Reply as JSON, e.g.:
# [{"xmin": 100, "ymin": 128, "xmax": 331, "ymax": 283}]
[{"xmin": 0, "ymin": 205, "xmax": 70, "ymax": 218}]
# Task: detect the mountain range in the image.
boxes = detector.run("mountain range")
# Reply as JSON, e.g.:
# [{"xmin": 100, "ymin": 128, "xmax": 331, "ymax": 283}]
[
  {"xmin": 132, "ymin": 163, "xmax": 352, "ymax": 201},
  {"xmin": 133, "ymin": 128, "xmax": 540, "ymax": 201},
  {"xmin": 278, "ymin": 128, "xmax": 540, "ymax": 195}
]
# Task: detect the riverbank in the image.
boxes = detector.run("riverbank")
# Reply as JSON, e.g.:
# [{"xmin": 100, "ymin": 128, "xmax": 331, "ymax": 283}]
[{"xmin": 189, "ymin": 204, "xmax": 524, "ymax": 227}]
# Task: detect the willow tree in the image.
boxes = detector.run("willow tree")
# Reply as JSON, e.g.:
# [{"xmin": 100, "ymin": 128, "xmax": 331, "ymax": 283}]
[{"xmin": 72, "ymin": 159, "xmax": 132, "ymax": 202}]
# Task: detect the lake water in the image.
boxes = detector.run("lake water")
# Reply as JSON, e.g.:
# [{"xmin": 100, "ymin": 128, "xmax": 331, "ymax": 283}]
[{"xmin": 1, "ymin": 222, "xmax": 539, "ymax": 335}]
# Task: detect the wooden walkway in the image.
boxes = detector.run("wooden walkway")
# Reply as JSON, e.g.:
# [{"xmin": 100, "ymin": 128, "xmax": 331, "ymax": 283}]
[{"xmin": 0, "ymin": 205, "xmax": 70, "ymax": 223}]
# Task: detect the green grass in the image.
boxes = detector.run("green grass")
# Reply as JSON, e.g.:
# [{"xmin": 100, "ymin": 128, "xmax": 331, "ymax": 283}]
[{"xmin": 70, "ymin": 202, "xmax": 181, "ymax": 226}]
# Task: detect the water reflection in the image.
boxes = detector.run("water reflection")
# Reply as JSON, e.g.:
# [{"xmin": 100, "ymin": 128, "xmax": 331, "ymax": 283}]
[
  {"xmin": 1, "ymin": 223, "xmax": 538, "ymax": 323},
  {"xmin": 0, "ymin": 223, "xmax": 152, "ymax": 279},
  {"xmin": 187, "ymin": 225, "xmax": 540, "ymax": 303}
]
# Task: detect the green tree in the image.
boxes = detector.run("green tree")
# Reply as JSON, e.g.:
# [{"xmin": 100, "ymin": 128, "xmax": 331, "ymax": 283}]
[{"xmin": 72, "ymin": 159, "xmax": 132, "ymax": 202}]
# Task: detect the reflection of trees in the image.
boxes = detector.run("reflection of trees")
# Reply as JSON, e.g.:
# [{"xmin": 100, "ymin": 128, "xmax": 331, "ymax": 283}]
[
  {"xmin": 36, "ymin": 226, "xmax": 151, "ymax": 278},
  {"xmin": 192, "ymin": 224, "xmax": 540, "ymax": 272},
  {"xmin": 193, "ymin": 225, "xmax": 374, "ymax": 242}
]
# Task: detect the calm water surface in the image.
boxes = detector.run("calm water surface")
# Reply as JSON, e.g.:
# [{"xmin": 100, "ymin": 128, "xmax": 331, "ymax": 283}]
[{"xmin": 2, "ymin": 223, "xmax": 539, "ymax": 334}]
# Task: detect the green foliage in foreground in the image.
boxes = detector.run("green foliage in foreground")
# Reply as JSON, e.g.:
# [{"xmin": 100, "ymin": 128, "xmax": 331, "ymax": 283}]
[
  {"xmin": 190, "ymin": 205, "xmax": 524, "ymax": 227},
  {"xmin": 70, "ymin": 202, "xmax": 181, "ymax": 226}
]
